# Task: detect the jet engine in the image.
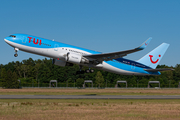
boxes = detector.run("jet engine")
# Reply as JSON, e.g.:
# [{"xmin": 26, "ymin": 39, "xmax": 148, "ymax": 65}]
[{"xmin": 65, "ymin": 53, "xmax": 89, "ymax": 64}]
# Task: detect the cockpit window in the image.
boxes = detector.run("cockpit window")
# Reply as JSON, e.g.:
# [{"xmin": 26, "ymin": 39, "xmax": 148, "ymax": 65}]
[{"xmin": 9, "ymin": 35, "xmax": 16, "ymax": 38}]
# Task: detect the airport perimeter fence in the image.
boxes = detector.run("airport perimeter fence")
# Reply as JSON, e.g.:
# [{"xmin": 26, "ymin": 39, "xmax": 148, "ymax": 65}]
[{"xmin": 0, "ymin": 82, "xmax": 178, "ymax": 88}]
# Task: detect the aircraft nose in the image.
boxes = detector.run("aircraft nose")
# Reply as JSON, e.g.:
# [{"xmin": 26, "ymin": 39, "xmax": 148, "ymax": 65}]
[
  {"xmin": 4, "ymin": 37, "xmax": 9, "ymax": 42},
  {"xmin": 4, "ymin": 37, "xmax": 8, "ymax": 42},
  {"xmin": 4, "ymin": 36, "xmax": 11, "ymax": 44}
]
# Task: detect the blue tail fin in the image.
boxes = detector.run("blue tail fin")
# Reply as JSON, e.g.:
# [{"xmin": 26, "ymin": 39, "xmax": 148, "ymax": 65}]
[{"xmin": 137, "ymin": 43, "xmax": 169, "ymax": 69}]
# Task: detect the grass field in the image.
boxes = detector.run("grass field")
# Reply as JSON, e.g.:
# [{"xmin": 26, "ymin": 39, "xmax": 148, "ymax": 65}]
[
  {"xmin": 0, "ymin": 99, "xmax": 180, "ymax": 120},
  {"xmin": 0, "ymin": 88, "xmax": 180, "ymax": 95},
  {"xmin": 1, "ymin": 88, "xmax": 180, "ymax": 120}
]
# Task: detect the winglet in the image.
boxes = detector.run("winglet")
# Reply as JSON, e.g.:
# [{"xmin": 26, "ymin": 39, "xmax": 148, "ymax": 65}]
[{"xmin": 137, "ymin": 37, "xmax": 152, "ymax": 50}]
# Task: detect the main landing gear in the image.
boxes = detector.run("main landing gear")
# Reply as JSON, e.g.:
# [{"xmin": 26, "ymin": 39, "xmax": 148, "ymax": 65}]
[
  {"xmin": 14, "ymin": 48, "xmax": 19, "ymax": 57},
  {"xmin": 76, "ymin": 66, "xmax": 94, "ymax": 74},
  {"xmin": 85, "ymin": 69, "xmax": 94, "ymax": 73}
]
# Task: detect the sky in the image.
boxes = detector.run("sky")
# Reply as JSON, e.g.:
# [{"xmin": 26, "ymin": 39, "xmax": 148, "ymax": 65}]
[{"xmin": 0, "ymin": 0, "xmax": 180, "ymax": 67}]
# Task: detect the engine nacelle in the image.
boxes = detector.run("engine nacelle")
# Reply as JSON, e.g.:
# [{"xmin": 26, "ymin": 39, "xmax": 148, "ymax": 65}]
[
  {"xmin": 65, "ymin": 53, "xmax": 89, "ymax": 64},
  {"xmin": 52, "ymin": 59, "xmax": 73, "ymax": 67},
  {"xmin": 65, "ymin": 53, "xmax": 81, "ymax": 64}
]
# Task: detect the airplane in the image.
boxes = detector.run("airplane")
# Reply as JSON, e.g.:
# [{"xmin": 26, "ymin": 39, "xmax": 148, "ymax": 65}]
[{"xmin": 4, "ymin": 34, "xmax": 173, "ymax": 75}]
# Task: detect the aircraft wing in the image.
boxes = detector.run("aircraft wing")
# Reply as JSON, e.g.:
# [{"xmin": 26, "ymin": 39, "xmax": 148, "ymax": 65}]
[{"xmin": 83, "ymin": 37, "xmax": 152, "ymax": 62}]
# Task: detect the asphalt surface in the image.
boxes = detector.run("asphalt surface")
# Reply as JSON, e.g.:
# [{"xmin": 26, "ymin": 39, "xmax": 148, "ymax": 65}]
[{"xmin": 0, "ymin": 95, "xmax": 180, "ymax": 99}]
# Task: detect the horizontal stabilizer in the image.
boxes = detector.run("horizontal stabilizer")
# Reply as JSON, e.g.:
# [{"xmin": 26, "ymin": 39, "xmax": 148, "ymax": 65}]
[{"xmin": 144, "ymin": 68, "xmax": 174, "ymax": 72}]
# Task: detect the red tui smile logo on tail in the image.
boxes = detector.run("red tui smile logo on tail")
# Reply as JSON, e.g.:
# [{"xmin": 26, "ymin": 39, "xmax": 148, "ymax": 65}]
[{"xmin": 149, "ymin": 54, "xmax": 161, "ymax": 64}]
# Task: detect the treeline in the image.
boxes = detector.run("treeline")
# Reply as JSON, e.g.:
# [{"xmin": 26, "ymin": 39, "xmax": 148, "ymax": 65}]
[{"xmin": 0, "ymin": 58, "xmax": 179, "ymax": 88}]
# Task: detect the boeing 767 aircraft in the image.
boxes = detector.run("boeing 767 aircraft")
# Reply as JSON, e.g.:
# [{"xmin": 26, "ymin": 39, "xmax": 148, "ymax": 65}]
[{"xmin": 4, "ymin": 34, "xmax": 173, "ymax": 75}]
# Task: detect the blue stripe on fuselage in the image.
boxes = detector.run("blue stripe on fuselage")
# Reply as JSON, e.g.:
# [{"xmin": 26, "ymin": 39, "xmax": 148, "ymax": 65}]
[{"xmin": 115, "ymin": 58, "xmax": 152, "ymax": 69}]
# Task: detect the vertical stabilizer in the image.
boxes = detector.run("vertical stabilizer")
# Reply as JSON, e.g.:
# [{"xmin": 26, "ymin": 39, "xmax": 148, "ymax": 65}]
[{"xmin": 137, "ymin": 43, "xmax": 169, "ymax": 69}]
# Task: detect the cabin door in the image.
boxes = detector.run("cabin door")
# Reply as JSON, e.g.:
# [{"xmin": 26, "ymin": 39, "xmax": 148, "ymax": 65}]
[
  {"xmin": 22, "ymin": 36, "xmax": 27, "ymax": 43},
  {"xmin": 54, "ymin": 44, "xmax": 59, "ymax": 51}
]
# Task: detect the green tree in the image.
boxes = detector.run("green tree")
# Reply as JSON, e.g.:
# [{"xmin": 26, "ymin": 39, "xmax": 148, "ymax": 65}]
[
  {"xmin": 1, "ymin": 68, "xmax": 8, "ymax": 88},
  {"xmin": 95, "ymin": 71, "xmax": 104, "ymax": 88},
  {"xmin": 33, "ymin": 63, "xmax": 41, "ymax": 81},
  {"xmin": 166, "ymin": 70, "xmax": 173, "ymax": 87},
  {"xmin": 174, "ymin": 64, "xmax": 180, "ymax": 82},
  {"xmin": 15, "ymin": 61, "xmax": 22, "ymax": 77},
  {"xmin": 21, "ymin": 65, "xmax": 30, "ymax": 78},
  {"xmin": 0, "ymin": 57, "xmax": 178, "ymax": 88},
  {"xmin": 76, "ymin": 78, "xmax": 84, "ymax": 87},
  {"xmin": 0, "ymin": 64, "xmax": 4, "ymax": 79},
  {"xmin": 67, "ymin": 78, "xmax": 72, "ymax": 87},
  {"xmin": 12, "ymin": 71, "xmax": 19, "ymax": 88},
  {"xmin": 1, "ymin": 69, "xmax": 19, "ymax": 88}
]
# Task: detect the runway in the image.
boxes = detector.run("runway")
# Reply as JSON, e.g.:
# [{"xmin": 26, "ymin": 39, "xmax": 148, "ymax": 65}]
[{"xmin": 0, "ymin": 95, "xmax": 180, "ymax": 99}]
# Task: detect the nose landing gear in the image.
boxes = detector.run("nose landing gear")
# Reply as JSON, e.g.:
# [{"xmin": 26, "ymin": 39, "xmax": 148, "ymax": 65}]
[
  {"xmin": 14, "ymin": 48, "xmax": 19, "ymax": 57},
  {"xmin": 14, "ymin": 54, "xmax": 18, "ymax": 57}
]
